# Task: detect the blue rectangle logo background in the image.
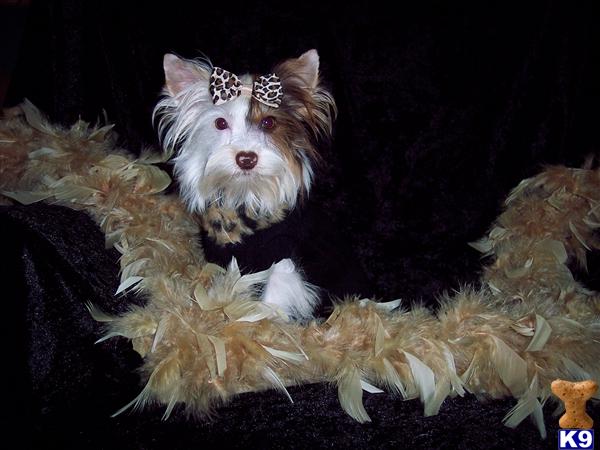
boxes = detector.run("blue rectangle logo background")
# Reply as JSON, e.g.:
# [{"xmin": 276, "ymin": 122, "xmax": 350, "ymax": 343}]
[{"xmin": 558, "ymin": 429, "xmax": 594, "ymax": 449}]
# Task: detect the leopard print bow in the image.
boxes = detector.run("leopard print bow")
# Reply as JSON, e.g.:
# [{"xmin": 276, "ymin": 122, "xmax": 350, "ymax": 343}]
[{"xmin": 209, "ymin": 67, "xmax": 283, "ymax": 108}]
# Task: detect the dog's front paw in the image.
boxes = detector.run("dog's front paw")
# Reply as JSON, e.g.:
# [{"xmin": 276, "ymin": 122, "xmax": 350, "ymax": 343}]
[
  {"xmin": 261, "ymin": 259, "xmax": 319, "ymax": 321},
  {"xmin": 200, "ymin": 205, "xmax": 253, "ymax": 246}
]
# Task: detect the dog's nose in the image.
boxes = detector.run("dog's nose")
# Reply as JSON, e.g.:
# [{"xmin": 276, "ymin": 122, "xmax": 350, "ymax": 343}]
[{"xmin": 235, "ymin": 151, "xmax": 258, "ymax": 170}]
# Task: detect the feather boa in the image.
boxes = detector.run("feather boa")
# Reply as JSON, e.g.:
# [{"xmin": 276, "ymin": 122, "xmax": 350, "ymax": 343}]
[{"xmin": 1, "ymin": 101, "xmax": 599, "ymax": 438}]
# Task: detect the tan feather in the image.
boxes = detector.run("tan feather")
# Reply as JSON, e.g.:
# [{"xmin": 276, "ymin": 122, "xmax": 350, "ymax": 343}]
[
  {"xmin": 111, "ymin": 379, "xmax": 154, "ymax": 417},
  {"xmin": 360, "ymin": 380, "xmax": 384, "ymax": 394},
  {"xmin": 95, "ymin": 331, "xmax": 126, "ymax": 343},
  {"xmin": 382, "ymin": 358, "xmax": 407, "ymax": 398},
  {"xmin": 569, "ymin": 220, "xmax": 592, "ymax": 251},
  {"xmin": 231, "ymin": 266, "xmax": 272, "ymax": 295},
  {"xmin": 145, "ymin": 237, "xmax": 176, "ymax": 253},
  {"xmin": 511, "ymin": 322, "xmax": 535, "ymax": 337},
  {"xmin": 84, "ymin": 302, "xmax": 115, "ymax": 322},
  {"xmin": 1, "ymin": 190, "xmax": 53, "ymax": 205},
  {"xmin": 487, "ymin": 281, "xmax": 502, "ymax": 294},
  {"xmin": 137, "ymin": 150, "xmax": 169, "ymax": 165},
  {"xmin": 112, "ymin": 355, "xmax": 180, "ymax": 417},
  {"xmin": 207, "ymin": 335, "xmax": 227, "ymax": 376},
  {"xmin": 224, "ymin": 300, "xmax": 273, "ymax": 322},
  {"xmin": 503, "ymin": 374, "xmax": 546, "ymax": 438},
  {"xmin": 489, "ymin": 226, "xmax": 508, "ymax": 240},
  {"xmin": 505, "ymin": 258, "xmax": 533, "ymax": 279},
  {"xmin": 262, "ymin": 345, "xmax": 306, "ymax": 364},
  {"xmin": 50, "ymin": 179, "xmax": 99, "ymax": 203},
  {"xmin": 426, "ymin": 380, "xmax": 451, "ymax": 416},
  {"xmin": 540, "ymin": 239, "xmax": 568, "ymax": 264},
  {"xmin": 115, "ymin": 276, "xmax": 144, "ymax": 295},
  {"xmin": 468, "ymin": 238, "xmax": 493, "ymax": 254},
  {"xmin": 263, "ymin": 367, "xmax": 293, "ymax": 403},
  {"xmin": 525, "ymin": 315, "xmax": 552, "ymax": 352},
  {"xmin": 121, "ymin": 258, "xmax": 150, "ymax": 283},
  {"xmin": 403, "ymin": 351, "xmax": 436, "ymax": 411},
  {"xmin": 561, "ymin": 357, "xmax": 591, "ymax": 381},
  {"xmin": 489, "ymin": 335, "xmax": 528, "ymax": 397},
  {"xmin": 200, "ymin": 263, "xmax": 226, "ymax": 278},
  {"xmin": 105, "ymin": 229, "xmax": 123, "ymax": 249},
  {"xmin": 358, "ymin": 298, "xmax": 402, "ymax": 312},
  {"xmin": 374, "ymin": 315, "xmax": 385, "ymax": 356},
  {"xmin": 20, "ymin": 98, "xmax": 58, "ymax": 136},
  {"xmin": 151, "ymin": 316, "xmax": 169, "ymax": 353},
  {"xmin": 133, "ymin": 165, "xmax": 172, "ymax": 194},
  {"xmin": 98, "ymin": 154, "xmax": 132, "ymax": 170},
  {"xmin": 460, "ymin": 350, "xmax": 479, "ymax": 391},
  {"xmin": 276, "ymin": 325, "xmax": 309, "ymax": 361},
  {"xmin": 442, "ymin": 345, "xmax": 465, "ymax": 396},
  {"xmin": 582, "ymin": 216, "xmax": 600, "ymax": 229},
  {"xmin": 162, "ymin": 392, "xmax": 179, "ymax": 421},
  {"xmin": 505, "ymin": 177, "xmax": 534, "ymax": 204},
  {"xmin": 337, "ymin": 367, "xmax": 371, "ymax": 423},
  {"xmin": 88, "ymin": 124, "xmax": 115, "ymax": 141},
  {"xmin": 28, "ymin": 147, "xmax": 66, "ymax": 159},
  {"xmin": 193, "ymin": 283, "xmax": 221, "ymax": 310}
]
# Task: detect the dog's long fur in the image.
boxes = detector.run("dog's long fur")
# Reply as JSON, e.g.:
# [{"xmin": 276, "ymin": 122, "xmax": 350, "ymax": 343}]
[
  {"xmin": 153, "ymin": 50, "xmax": 336, "ymax": 217},
  {"xmin": 152, "ymin": 50, "xmax": 339, "ymax": 320}
]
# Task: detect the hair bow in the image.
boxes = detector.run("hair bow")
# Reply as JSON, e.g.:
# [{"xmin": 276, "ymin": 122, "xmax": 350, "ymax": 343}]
[{"xmin": 209, "ymin": 67, "xmax": 283, "ymax": 108}]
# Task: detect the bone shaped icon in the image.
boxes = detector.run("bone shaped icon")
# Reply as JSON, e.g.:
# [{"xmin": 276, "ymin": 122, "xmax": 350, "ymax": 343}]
[{"xmin": 551, "ymin": 379, "xmax": 598, "ymax": 430}]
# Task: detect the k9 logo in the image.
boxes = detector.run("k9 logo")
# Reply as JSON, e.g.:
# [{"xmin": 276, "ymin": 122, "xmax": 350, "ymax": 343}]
[{"xmin": 559, "ymin": 429, "xmax": 594, "ymax": 449}]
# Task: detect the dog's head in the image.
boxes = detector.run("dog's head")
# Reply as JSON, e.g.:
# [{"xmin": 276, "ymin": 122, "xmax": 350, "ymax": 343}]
[{"xmin": 154, "ymin": 50, "xmax": 336, "ymax": 216}]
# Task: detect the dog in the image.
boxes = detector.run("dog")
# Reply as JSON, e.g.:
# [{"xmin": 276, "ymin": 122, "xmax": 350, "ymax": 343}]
[{"xmin": 154, "ymin": 50, "xmax": 368, "ymax": 320}]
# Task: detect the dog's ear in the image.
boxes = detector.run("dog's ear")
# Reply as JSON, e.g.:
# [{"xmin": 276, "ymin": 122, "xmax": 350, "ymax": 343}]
[
  {"xmin": 163, "ymin": 54, "xmax": 210, "ymax": 96},
  {"xmin": 273, "ymin": 49, "xmax": 336, "ymax": 143},
  {"xmin": 275, "ymin": 49, "xmax": 320, "ymax": 91},
  {"xmin": 294, "ymin": 49, "xmax": 320, "ymax": 90}
]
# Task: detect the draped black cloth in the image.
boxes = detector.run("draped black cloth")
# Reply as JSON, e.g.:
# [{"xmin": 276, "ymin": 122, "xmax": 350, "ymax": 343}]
[{"xmin": 2, "ymin": 0, "xmax": 599, "ymax": 448}]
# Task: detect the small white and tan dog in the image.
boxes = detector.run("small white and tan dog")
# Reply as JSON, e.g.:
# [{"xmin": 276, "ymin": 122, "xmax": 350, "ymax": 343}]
[{"xmin": 154, "ymin": 50, "xmax": 337, "ymax": 320}]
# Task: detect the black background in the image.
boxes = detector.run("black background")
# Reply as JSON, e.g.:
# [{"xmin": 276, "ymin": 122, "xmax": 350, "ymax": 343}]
[{"xmin": 2, "ymin": 0, "xmax": 599, "ymax": 448}]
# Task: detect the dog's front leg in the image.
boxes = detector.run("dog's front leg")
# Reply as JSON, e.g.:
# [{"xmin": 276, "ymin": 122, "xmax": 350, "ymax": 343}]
[{"xmin": 261, "ymin": 259, "xmax": 319, "ymax": 321}]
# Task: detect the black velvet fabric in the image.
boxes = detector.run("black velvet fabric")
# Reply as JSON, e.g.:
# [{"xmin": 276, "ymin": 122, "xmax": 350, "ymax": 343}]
[{"xmin": 2, "ymin": 0, "xmax": 599, "ymax": 448}]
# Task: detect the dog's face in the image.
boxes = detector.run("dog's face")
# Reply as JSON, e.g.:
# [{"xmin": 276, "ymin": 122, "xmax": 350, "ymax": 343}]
[{"xmin": 154, "ymin": 50, "xmax": 336, "ymax": 216}]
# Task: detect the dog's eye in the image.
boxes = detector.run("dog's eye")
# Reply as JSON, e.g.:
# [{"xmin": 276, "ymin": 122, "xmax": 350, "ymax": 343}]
[
  {"xmin": 260, "ymin": 116, "xmax": 276, "ymax": 130},
  {"xmin": 215, "ymin": 118, "xmax": 229, "ymax": 130}
]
